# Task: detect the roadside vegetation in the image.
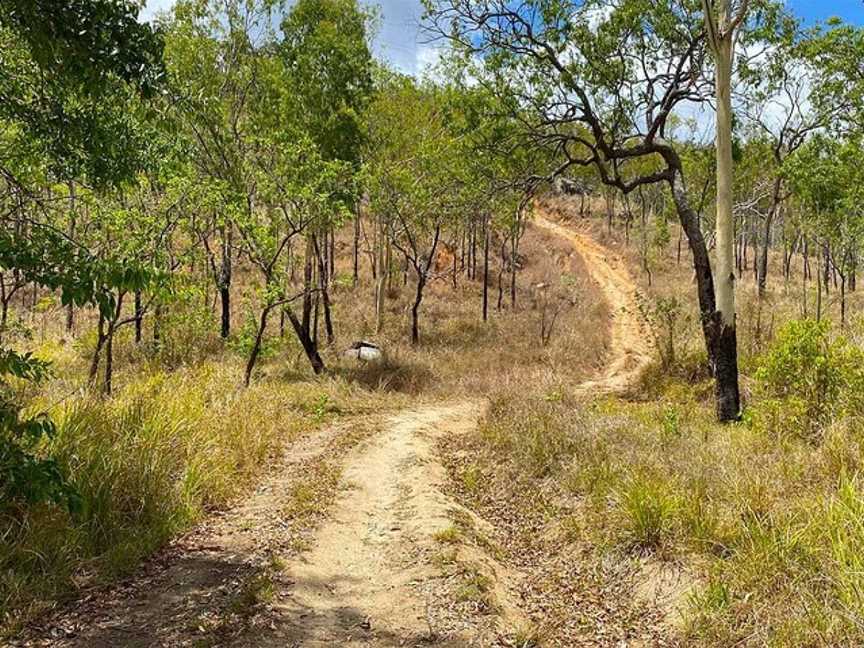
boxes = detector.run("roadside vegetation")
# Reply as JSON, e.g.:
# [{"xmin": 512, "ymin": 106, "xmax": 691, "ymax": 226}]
[
  {"xmin": 4, "ymin": 0, "xmax": 864, "ymax": 645},
  {"xmin": 441, "ymin": 197, "xmax": 864, "ymax": 646}
]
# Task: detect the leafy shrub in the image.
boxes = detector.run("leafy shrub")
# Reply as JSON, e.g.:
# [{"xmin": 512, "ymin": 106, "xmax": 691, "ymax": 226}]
[
  {"xmin": 154, "ymin": 284, "xmax": 222, "ymax": 368},
  {"xmin": 643, "ymin": 295, "xmax": 692, "ymax": 369},
  {"xmin": 0, "ymin": 350, "xmax": 77, "ymax": 514},
  {"xmin": 753, "ymin": 319, "xmax": 864, "ymax": 438}
]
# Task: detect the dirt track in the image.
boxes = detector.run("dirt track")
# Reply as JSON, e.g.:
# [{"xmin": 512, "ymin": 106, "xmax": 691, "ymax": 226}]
[
  {"xmin": 534, "ymin": 214, "xmax": 652, "ymax": 393},
  {"xmin": 19, "ymin": 215, "xmax": 649, "ymax": 648}
]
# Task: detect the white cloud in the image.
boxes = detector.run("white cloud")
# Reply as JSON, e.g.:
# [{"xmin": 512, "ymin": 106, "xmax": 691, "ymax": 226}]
[{"xmin": 140, "ymin": 0, "xmax": 432, "ymax": 75}]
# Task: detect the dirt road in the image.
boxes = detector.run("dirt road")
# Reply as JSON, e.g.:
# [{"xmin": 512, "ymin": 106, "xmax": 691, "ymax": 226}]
[
  {"xmin": 20, "ymin": 216, "xmax": 648, "ymax": 647},
  {"xmin": 534, "ymin": 214, "xmax": 652, "ymax": 393}
]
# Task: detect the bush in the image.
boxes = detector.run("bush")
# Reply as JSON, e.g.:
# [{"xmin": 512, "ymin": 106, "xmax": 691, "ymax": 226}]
[
  {"xmin": 0, "ymin": 363, "xmax": 315, "ymax": 633},
  {"xmin": 753, "ymin": 319, "xmax": 864, "ymax": 438},
  {"xmin": 643, "ymin": 295, "xmax": 692, "ymax": 369}
]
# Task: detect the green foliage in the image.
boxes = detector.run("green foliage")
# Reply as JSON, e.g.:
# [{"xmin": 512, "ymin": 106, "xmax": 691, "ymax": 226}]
[
  {"xmin": 644, "ymin": 295, "xmax": 691, "ymax": 369},
  {"xmin": 0, "ymin": 350, "xmax": 78, "ymax": 513},
  {"xmin": 617, "ymin": 474, "xmax": 680, "ymax": 550},
  {"xmin": 753, "ymin": 319, "xmax": 864, "ymax": 437}
]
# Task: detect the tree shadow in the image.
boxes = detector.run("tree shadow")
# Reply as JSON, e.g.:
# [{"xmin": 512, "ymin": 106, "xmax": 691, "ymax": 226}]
[{"xmin": 30, "ymin": 549, "xmax": 463, "ymax": 648}]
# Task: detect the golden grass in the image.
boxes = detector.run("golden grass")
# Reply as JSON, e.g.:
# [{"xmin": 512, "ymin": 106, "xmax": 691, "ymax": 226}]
[{"xmin": 452, "ymin": 197, "xmax": 864, "ymax": 646}]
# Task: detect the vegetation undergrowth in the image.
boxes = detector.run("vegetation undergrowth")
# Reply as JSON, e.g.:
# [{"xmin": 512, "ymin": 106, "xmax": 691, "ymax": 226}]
[
  {"xmin": 467, "ymin": 313, "xmax": 864, "ymax": 646},
  {"xmin": 0, "ymin": 358, "xmax": 384, "ymax": 637}
]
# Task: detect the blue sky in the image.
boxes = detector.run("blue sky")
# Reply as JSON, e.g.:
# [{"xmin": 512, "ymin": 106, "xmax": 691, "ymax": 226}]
[
  {"xmin": 790, "ymin": 0, "xmax": 864, "ymax": 25},
  {"xmin": 141, "ymin": 0, "xmax": 864, "ymax": 76}
]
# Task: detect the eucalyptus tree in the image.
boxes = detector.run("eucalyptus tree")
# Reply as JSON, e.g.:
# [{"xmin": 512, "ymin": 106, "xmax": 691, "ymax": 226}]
[
  {"xmin": 280, "ymin": 0, "xmax": 374, "ymax": 343},
  {"xmin": 736, "ymin": 15, "xmax": 846, "ymax": 296},
  {"xmin": 701, "ymin": 0, "xmax": 750, "ymax": 415},
  {"xmin": 422, "ymin": 0, "xmax": 784, "ymax": 421},
  {"xmin": 785, "ymin": 136, "xmax": 864, "ymax": 326},
  {"xmin": 162, "ymin": 0, "xmax": 276, "ymax": 340},
  {"xmin": 366, "ymin": 79, "xmax": 469, "ymax": 345},
  {"xmin": 0, "ymin": 0, "xmax": 164, "ymax": 506}
]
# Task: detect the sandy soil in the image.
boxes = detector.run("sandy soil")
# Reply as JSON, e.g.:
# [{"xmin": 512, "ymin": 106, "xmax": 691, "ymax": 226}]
[
  {"xmin": 534, "ymin": 213, "xmax": 652, "ymax": 393},
  {"xmin": 17, "ymin": 216, "xmax": 649, "ymax": 648}
]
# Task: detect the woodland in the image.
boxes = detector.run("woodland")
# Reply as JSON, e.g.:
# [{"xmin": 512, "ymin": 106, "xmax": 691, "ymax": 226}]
[{"xmin": 3, "ymin": 0, "xmax": 864, "ymax": 646}]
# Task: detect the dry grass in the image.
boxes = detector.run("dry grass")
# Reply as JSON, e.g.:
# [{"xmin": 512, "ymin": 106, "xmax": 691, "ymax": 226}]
[
  {"xmin": 1, "ymin": 213, "xmax": 612, "ymax": 637},
  {"xmin": 440, "ymin": 195, "xmax": 864, "ymax": 646}
]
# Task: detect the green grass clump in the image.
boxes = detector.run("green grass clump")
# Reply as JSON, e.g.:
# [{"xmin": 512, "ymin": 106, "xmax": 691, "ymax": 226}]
[{"xmin": 0, "ymin": 361, "xmax": 328, "ymax": 636}]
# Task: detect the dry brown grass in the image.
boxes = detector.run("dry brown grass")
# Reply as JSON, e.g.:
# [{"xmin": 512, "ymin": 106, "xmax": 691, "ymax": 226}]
[{"xmin": 440, "ymin": 194, "xmax": 864, "ymax": 646}]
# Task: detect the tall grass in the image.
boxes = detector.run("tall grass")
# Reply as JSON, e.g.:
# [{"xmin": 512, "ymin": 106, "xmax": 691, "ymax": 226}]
[
  {"xmin": 473, "ymin": 344, "xmax": 864, "ymax": 646},
  {"xmin": 0, "ymin": 361, "xmax": 353, "ymax": 636}
]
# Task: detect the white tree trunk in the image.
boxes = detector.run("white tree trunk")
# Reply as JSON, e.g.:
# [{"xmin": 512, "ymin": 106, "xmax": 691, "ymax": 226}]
[{"xmin": 714, "ymin": 31, "xmax": 736, "ymax": 327}]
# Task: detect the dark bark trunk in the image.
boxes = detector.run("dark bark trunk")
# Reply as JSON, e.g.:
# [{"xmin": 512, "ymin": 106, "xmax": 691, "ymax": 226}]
[
  {"xmin": 89, "ymin": 314, "xmax": 107, "ymax": 384},
  {"xmin": 134, "ymin": 290, "xmax": 143, "ymax": 343},
  {"xmin": 665, "ymin": 165, "xmax": 740, "ymax": 422},
  {"xmin": 102, "ymin": 293, "xmax": 125, "ymax": 396},
  {"xmin": 313, "ymin": 234, "xmax": 334, "ymax": 345},
  {"xmin": 497, "ymin": 240, "xmax": 506, "ymax": 311},
  {"xmin": 244, "ymin": 305, "xmax": 270, "ymax": 387},
  {"xmin": 411, "ymin": 279, "xmax": 424, "ymax": 345},
  {"xmin": 220, "ymin": 286, "xmax": 230, "ymax": 339},
  {"xmin": 757, "ymin": 203, "xmax": 776, "ymax": 297},
  {"xmin": 482, "ymin": 219, "xmax": 490, "ymax": 322},
  {"xmin": 452, "ymin": 245, "xmax": 458, "ymax": 289},
  {"xmin": 302, "ymin": 237, "xmax": 314, "ymax": 335},
  {"xmin": 824, "ymin": 245, "xmax": 831, "ymax": 295},
  {"xmin": 353, "ymin": 207, "xmax": 360, "ymax": 286},
  {"xmin": 329, "ymin": 228, "xmax": 335, "ymax": 280},
  {"xmin": 153, "ymin": 304, "xmax": 162, "ymax": 343},
  {"xmin": 284, "ymin": 306, "xmax": 325, "ymax": 374}
]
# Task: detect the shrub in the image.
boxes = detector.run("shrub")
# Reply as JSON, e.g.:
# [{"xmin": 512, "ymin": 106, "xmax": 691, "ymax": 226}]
[
  {"xmin": 644, "ymin": 295, "xmax": 692, "ymax": 369},
  {"xmin": 753, "ymin": 319, "xmax": 864, "ymax": 438},
  {"xmin": 0, "ymin": 363, "xmax": 317, "ymax": 633}
]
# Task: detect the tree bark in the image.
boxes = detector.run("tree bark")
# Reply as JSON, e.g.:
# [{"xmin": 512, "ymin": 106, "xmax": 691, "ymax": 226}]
[
  {"xmin": 284, "ymin": 305, "xmax": 325, "ymax": 374},
  {"xmin": 703, "ymin": 0, "xmax": 742, "ymax": 421},
  {"xmin": 667, "ymin": 164, "xmax": 740, "ymax": 422},
  {"xmin": 757, "ymin": 178, "xmax": 782, "ymax": 297},
  {"xmin": 482, "ymin": 218, "xmax": 490, "ymax": 322},
  {"xmin": 244, "ymin": 305, "xmax": 270, "ymax": 387},
  {"xmin": 313, "ymin": 234, "xmax": 334, "ymax": 345},
  {"xmin": 134, "ymin": 290, "xmax": 143, "ymax": 343},
  {"xmin": 353, "ymin": 205, "xmax": 360, "ymax": 286},
  {"xmin": 375, "ymin": 213, "xmax": 386, "ymax": 334}
]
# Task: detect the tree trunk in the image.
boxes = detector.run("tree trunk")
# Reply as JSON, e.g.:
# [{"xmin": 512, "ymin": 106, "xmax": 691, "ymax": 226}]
[
  {"xmin": 284, "ymin": 305, "xmax": 325, "ymax": 374},
  {"xmin": 66, "ymin": 185, "xmax": 76, "ymax": 333},
  {"xmin": 375, "ymin": 214, "xmax": 386, "ymax": 334},
  {"xmin": 353, "ymin": 205, "xmax": 360, "ymax": 286},
  {"xmin": 302, "ymin": 236, "xmax": 314, "ymax": 335},
  {"xmin": 134, "ymin": 290, "xmax": 143, "ymax": 343},
  {"xmin": 510, "ymin": 232, "xmax": 518, "ymax": 309},
  {"xmin": 667, "ymin": 165, "xmax": 740, "ymax": 422},
  {"xmin": 482, "ymin": 218, "xmax": 490, "ymax": 322},
  {"xmin": 824, "ymin": 244, "xmax": 831, "ymax": 295},
  {"xmin": 411, "ymin": 276, "xmax": 425, "ymax": 346},
  {"xmin": 757, "ymin": 179, "xmax": 781, "ymax": 297},
  {"xmin": 313, "ymin": 234, "xmax": 334, "ymax": 345},
  {"xmin": 218, "ymin": 225, "xmax": 232, "ymax": 338},
  {"xmin": 704, "ymin": 0, "xmax": 742, "ymax": 422},
  {"xmin": 89, "ymin": 314, "xmax": 107, "ymax": 384},
  {"xmin": 244, "ymin": 305, "xmax": 270, "ymax": 387}
]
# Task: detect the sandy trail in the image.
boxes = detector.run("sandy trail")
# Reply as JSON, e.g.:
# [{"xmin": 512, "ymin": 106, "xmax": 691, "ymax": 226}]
[
  {"xmin": 19, "ymin": 216, "xmax": 648, "ymax": 648},
  {"xmin": 534, "ymin": 214, "xmax": 652, "ymax": 393},
  {"xmin": 262, "ymin": 401, "xmax": 489, "ymax": 647}
]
